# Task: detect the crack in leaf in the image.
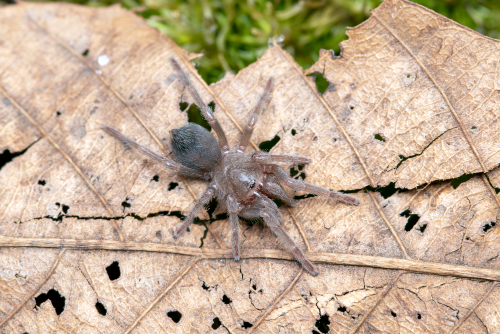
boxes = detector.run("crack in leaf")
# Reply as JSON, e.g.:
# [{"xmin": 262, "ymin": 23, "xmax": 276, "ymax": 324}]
[{"xmin": 395, "ymin": 128, "xmax": 455, "ymax": 171}]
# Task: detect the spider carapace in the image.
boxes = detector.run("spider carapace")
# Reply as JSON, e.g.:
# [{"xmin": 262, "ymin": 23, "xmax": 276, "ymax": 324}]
[{"xmin": 103, "ymin": 57, "xmax": 359, "ymax": 276}]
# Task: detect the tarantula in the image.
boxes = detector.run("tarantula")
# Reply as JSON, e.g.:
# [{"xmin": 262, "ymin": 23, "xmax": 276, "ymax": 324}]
[{"xmin": 103, "ymin": 57, "xmax": 359, "ymax": 276}]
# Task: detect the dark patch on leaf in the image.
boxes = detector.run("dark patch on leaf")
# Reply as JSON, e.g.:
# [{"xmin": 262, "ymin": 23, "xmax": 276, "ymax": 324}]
[
  {"xmin": 483, "ymin": 220, "xmax": 497, "ymax": 233},
  {"xmin": 290, "ymin": 164, "xmax": 306, "ymax": 180},
  {"xmin": 400, "ymin": 209, "xmax": 420, "ymax": 232},
  {"xmin": 222, "ymin": 294, "xmax": 232, "ymax": 304},
  {"xmin": 314, "ymin": 314, "xmax": 330, "ymax": 333},
  {"xmin": 106, "ymin": 261, "xmax": 121, "ymax": 281},
  {"xmin": 95, "ymin": 301, "xmax": 107, "ymax": 316},
  {"xmin": 35, "ymin": 289, "xmax": 66, "ymax": 315},
  {"xmin": 212, "ymin": 317, "xmax": 222, "ymax": 329},
  {"xmin": 241, "ymin": 321, "xmax": 253, "ymax": 329},
  {"xmin": 167, "ymin": 310, "xmax": 182, "ymax": 323},
  {"xmin": 451, "ymin": 173, "xmax": 475, "ymax": 189},
  {"xmin": 259, "ymin": 135, "xmax": 280, "ymax": 152}
]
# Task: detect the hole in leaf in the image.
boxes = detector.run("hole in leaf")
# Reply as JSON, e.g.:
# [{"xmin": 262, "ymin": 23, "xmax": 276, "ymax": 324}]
[
  {"xmin": 294, "ymin": 194, "xmax": 317, "ymax": 200},
  {"xmin": 222, "ymin": 294, "xmax": 232, "ymax": 304},
  {"xmin": 471, "ymin": 126, "xmax": 477, "ymax": 129},
  {"xmin": 291, "ymin": 129, "xmax": 297, "ymax": 136},
  {"xmin": 272, "ymin": 198, "xmax": 283, "ymax": 208},
  {"xmin": 106, "ymin": 261, "xmax": 121, "ymax": 281},
  {"xmin": 417, "ymin": 313, "xmax": 422, "ymax": 319},
  {"xmin": 201, "ymin": 281, "xmax": 210, "ymax": 291},
  {"xmin": 204, "ymin": 197, "xmax": 219, "ymax": 216},
  {"xmin": 82, "ymin": 49, "xmax": 89, "ymax": 56},
  {"xmin": 314, "ymin": 314, "xmax": 330, "ymax": 333},
  {"xmin": 168, "ymin": 182, "xmax": 179, "ymax": 191},
  {"xmin": 95, "ymin": 301, "xmax": 107, "ymax": 316},
  {"xmin": 259, "ymin": 135, "xmax": 280, "ymax": 152},
  {"xmin": 55, "ymin": 202, "xmax": 60, "ymax": 207},
  {"xmin": 307, "ymin": 72, "xmax": 330, "ymax": 94},
  {"xmin": 416, "ymin": 223, "xmax": 427, "ymax": 234},
  {"xmin": 62, "ymin": 204, "xmax": 69, "ymax": 214},
  {"xmin": 181, "ymin": 101, "xmax": 214, "ymax": 131},
  {"xmin": 290, "ymin": 164, "xmax": 305, "ymax": 180},
  {"xmin": 451, "ymin": 173, "xmax": 475, "ymax": 189},
  {"xmin": 483, "ymin": 220, "xmax": 497, "ymax": 233},
  {"xmin": 391, "ymin": 310, "xmax": 397, "ymax": 317},
  {"xmin": 56, "ymin": 111, "xmax": 61, "ymax": 117},
  {"xmin": 400, "ymin": 209, "xmax": 420, "ymax": 232},
  {"xmin": 167, "ymin": 310, "xmax": 182, "ymax": 323},
  {"xmin": 374, "ymin": 134, "xmax": 385, "ymax": 142},
  {"xmin": 38, "ymin": 180, "xmax": 46, "ymax": 186},
  {"xmin": 121, "ymin": 200, "xmax": 131, "ymax": 209},
  {"xmin": 337, "ymin": 306, "xmax": 346, "ymax": 312},
  {"xmin": 151, "ymin": 175, "xmax": 159, "ymax": 182},
  {"xmin": 252, "ymin": 284, "xmax": 257, "ymax": 290},
  {"xmin": 241, "ymin": 321, "xmax": 253, "ymax": 329},
  {"xmin": 212, "ymin": 317, "xmax": 222, "ymax": 330},
  {"xmin": 350, "ymin": 106, "xmax": 354, "ymax": 110},
  {"xmin": 35, "ymin": 289, "xmax": 66, "ymax": 315}
]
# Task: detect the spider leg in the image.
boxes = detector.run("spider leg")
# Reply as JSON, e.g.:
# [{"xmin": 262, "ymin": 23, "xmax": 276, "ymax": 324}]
[
  {"xmin": 262, "ymin": 174, "xmax": 295, "ymax": 207},
  {"xmin": 259, "ymin": 197, "xmax": 318, "ymax": 276},
  {"xmin": 102, "ymin": 125, "xmax": 210, "ymax": 180},
  {"xmin": 170, "ymin": 57, "xmax": 230, "ymax": 152},
  {"xmin": 226, "ymin": 194, "xmax": 241, "ymax": 261},
  {"xmin": 173, "ymin": 186, "xmax": 215, "ymax": 238},
  {"xmin": 103, "ymin": 125, "xmax": 209, "ymax": 180},
  {"xmin": 252, "ymin": 153, "xmax": 311, "ymax": 165},
  {"xmin": 267, "ymin": 164, "xmax": 360, "ymax": 206},
  {"xmin": 237, "ymin": 78, "xmax": 273, "ymax": 153}
]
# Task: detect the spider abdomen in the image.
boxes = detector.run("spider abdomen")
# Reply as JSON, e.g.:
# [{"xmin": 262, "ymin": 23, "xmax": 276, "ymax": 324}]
[{"xmin": 170, "ymin": 123, "xmax": 222, "ymax": 171}]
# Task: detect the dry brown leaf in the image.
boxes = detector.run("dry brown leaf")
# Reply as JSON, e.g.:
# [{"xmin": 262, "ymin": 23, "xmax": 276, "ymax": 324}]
[{"xmin": 1, "ymin": 1, "xmax": 500, "ymax": 333}]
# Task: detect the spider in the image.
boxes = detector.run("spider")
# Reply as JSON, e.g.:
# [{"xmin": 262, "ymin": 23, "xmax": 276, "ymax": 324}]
[{"xmin": 103, "ymin": 57, "xmax": 360, "ymax": 276}]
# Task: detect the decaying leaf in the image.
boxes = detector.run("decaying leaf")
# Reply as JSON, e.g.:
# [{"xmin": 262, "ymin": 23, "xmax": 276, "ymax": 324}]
[{"xmin": 1, "ymin": 0, "xmax": 500, "ymax": 333}]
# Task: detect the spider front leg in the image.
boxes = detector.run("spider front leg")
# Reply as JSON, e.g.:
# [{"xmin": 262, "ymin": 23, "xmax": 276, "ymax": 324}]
[
  {"xmin": 103, "ymin": 125, "xmax": 209, "ymax": 180},
  {"xmin": 174, "ymin": 186, "xmax": 215, "ymax": 238},
  {"xmin": 226, "ymin": 194, "xmax": 241, "ymax": 261},
  {"xmin": 267, "ymin": 164, "xmax": 360, "ymax": 206},
  {"xmin": 258, "ymin": 197, "xmax": 319, "ymax": 276},
  {"xmin": 237, "ymin": 78, "xmax": 273, "ymax": 153}
]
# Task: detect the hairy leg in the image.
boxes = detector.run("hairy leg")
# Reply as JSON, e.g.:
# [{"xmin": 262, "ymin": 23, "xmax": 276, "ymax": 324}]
[
  {"xmin": 226, "ymin": 194, "xmax": 241, "ymax": 261},
  {"xmin": 252, "ymin": 154, "xmax": 311, "ymax": 165},
  {"xmin": 170, "ymin": 57, "xmax": 230, "ymax": 152},
  {"xmin": 262, "ymin": 175, "xmax": 295, "ymax": 207},
  {"xmin": 103, "ymin": 125, "xmax": 209, "ymax": 180},
  {"xmin": 259, "ymin": 197, "xmax": 318, "ymax": 276},
  {"xmin": 237, "ymin": 78, "xmax": 273, "ymax": 153},
  {"xmin": 269, "ymin": 164, "xmax": 360, "ymax": 206},
  {"xmin": 173, "ymin": 186, "xmax": 215, "ymax": 238}
]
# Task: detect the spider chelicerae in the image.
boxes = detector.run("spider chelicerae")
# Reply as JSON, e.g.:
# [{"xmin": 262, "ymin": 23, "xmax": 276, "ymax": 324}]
[{"xmin": 103, "ymin": 57, "xmax": 360, "ymax": 276}]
